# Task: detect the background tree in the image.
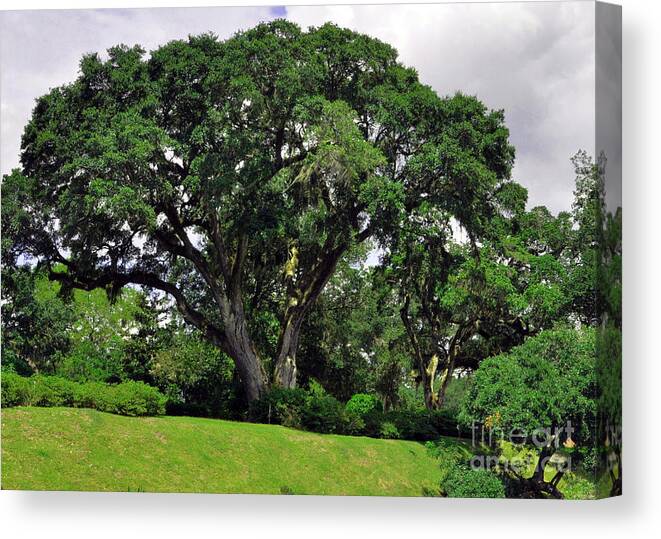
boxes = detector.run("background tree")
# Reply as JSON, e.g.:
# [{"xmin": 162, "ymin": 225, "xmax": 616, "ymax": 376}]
[
  {"xmin": 295, "ymin": 255, "xmax": 374, "ymax": 400},
  {"xmin": 297, "ymin": 259, "xmax": 408, "ymax": 407},
  {"xmin": 149, "ymin": 327, "xmax": 237, "ymax": 418},
  {"xmin": 1, "ymin": 267, "xmax": 159, "ymax": 382},
  {"xmin": 378, "ymin": 92, "xmax": 521, "ymax": 410},
  {"xmin": 593, "ymin": 156, "xmax": 622, "ymax": 496},
  {"xmin": 390, "ymin": 206, "xmax": 574, "ymax": 409},
  {"xmin": 54, "ymin": 280, "xmax": 148, "ymax": 383},
  {"xmin": 1, "ymin": 182, "xmax": 74, "ymax": 375},
  {"xmin": 1, "ymin": 268, "xmax": 74, "ymax": 375},
  {"xmin": 460, "ymin": 327, "xmax": 597, "ymax": 498},
  {"xmin": 596, "ymin": 206, "xmax": 622, "ymax": 496}
]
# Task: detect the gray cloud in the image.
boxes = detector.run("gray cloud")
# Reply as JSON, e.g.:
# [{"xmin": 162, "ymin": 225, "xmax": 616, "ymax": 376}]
[{"xmin": 2, "ymin": 2, "xmax": 598, "ymax": 213}]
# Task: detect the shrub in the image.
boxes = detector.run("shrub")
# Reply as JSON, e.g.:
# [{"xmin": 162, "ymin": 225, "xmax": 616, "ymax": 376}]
[
  {"xmin": 1, "ymin": 372, "xmax": 74, "ymax": 407},
  {"xmin": 249, "ymin": 387, "xmax": 308, "ymax": 427},
  {"xmin": 104, "ymin": 380, "xmax": 167, "ymax": 416},
  {"xmin": 32, "ymin": 375, "xmax": 78, "ymax": 406},
  {"xmin": 425, "ymin": 438, "xmax": 473, "ymax": 464},
  {"xmin": 251, "ymin": 382, "xmax": 351, "ymax": 434},
  {"xmin": 301, "ymin": 381, "xmax": 346, "ymax": 434},
  {"xmin": 1, "ymin": 372, "xmax": 166, "ymax": 416},
  {"xmin": 1, "ymin": 371, "xmax": 30, "ymax": 407},
  {"xmin": 577, "ymin": 446, "xmax": 599, "ymax": 475},
  {"xmin": 342, "ymin": 409, "xmax": 366, "ymax": 435},
  {"xmin": 441, "ymin": 463, "xmax": 506, "ymax": 498},
  {"xmin": 345, "ymin": 393, "xmax": 380, "ymax": 417},
  {"xmin": 73, "ymin": 381, "xmax": 109, "ymax": 409},
  {"xmin": 249, "ymin": 384, "xmax": 456, "ymax": 440},
  {"xmin": 371, "ymin": 409, "xmax": 458, "ymax": 441},
  {"xmin": 166, "ymin": 400, "xmax": 214, "ymax": 418},
  {"xmin": 149, "ymin": 332, "xmax": 237, "ymax": 418},
  {"xmin": 386, "ymin": 410, "xmax": 439, "ymax": 441},
  {"xmin": 378, "ymin": 421, "xmax": 400, "ymax": 439}
]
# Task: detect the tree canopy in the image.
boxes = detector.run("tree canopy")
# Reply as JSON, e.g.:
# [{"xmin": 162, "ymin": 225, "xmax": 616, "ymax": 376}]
[{"xmin": 2, "ymin": 20, "xmax": 517, "ymax": 401}]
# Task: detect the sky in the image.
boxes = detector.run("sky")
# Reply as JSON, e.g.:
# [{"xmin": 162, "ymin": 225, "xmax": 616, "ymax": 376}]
[{"xmin": 0, "ymin": 1, "xmax": 599, "ymax": 213}]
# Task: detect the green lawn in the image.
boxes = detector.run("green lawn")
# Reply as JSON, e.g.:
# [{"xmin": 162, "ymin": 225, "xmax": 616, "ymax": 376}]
[{"xmin": 1, "ymin": 407, "xmax": 446, "ymax": 496}]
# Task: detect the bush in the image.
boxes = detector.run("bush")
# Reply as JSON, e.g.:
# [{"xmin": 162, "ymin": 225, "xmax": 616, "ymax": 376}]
[
  {"xmin": 1, "ymin": 370, "xmax": 31, "ymax": 407},
  {"xmin": 1, "ymin": 372, "xmax": 78, "ymax": 407},
  {"xmin": 577, "ymin": 445, "xmax": 599, "ymax": 475},
  {"xmin": 250, "ymin": 385, "xmax": 459, "ymax": 441},
  {"xmin": 249, "ymin": 387, "xmax": 308, "ymax": 427},
  {"xmin": 378, "ymin": 421, "xmax": 400, "ymax": 439},
  {"xmin": 166, "ymin": 400, "xmax": 214, "ymax": 418},
  {"xmin": 385, "ymin": 410, "xmax": 439, "ymax": 441},
  {"xmin": 73, "ymin": 381, "xmax": 108, "ymax": 409},
  {"xmin": 370, "ymin": 409, "xmax": 458, "ymax": 441},
  {"xmin": 103, "ymin": 380, "xmax": 166, "ymax": 416},
  {"xmin": 345, "ymin": 393, "xmax": 380, "ymax": 417},
  {"xmin": 149, "ymin": 332, "xmax": 237, "ymax": 418},
  {"xmin": 34, "ymin": 375, "xmax": 78, "ymax": 406},
  {"xmin": 251, "ymin": 382, "xmax": 350, "ymax": 434},
  {"xmin": 301, "ymin": 381, "xmax": 346, "ymax": 434},
  {"xmin": 425, "ymin": 438, "xmax": 473, "ymax": 464},
  {"xmin": 441, "ymin": 463, "xmax": 506, "ymax": 498},
  {"xmin": 1, "ymin": 372, "xmax": 166, "ymax": 416},
  {"xmin": 342, "ymin": 409, "xmax": 366, "ymax": 435}
]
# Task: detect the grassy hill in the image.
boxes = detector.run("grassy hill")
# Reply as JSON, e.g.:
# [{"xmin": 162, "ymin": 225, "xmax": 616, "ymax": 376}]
[{"xmin": 1, "ymin": 407, "xmax": 451, "ymax": 496}]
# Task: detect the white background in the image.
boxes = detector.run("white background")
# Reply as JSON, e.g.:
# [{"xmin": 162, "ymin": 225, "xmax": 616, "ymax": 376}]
[{"xmin": 1, "ymin": 0, "xmax": 658, "ymax": 537}]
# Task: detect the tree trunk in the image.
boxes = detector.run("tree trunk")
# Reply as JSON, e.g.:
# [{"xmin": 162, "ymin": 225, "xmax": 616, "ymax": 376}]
[
  {"xmin": 437, "ymin": 323, "xmax": 475, "ymax": 409},
  {"xmin": 222, "ymin": 309, "xmax": 268, "ymax": 402},
  {"xmin": 273, "ymin": 314, "xmax": 303, "ymax": 388},
  {"xmin": 609, "ymin": 447, "xmax": 622, "ymax": 496},
  {"xmin": 421, "ymin": 356, "xmax": 439, "ymax": 410},
  {"xmin": 400, "ymin": 296, "xmax": 440, "ymax": 411},
  {"xmin": 436, "ymin": 360, "xmax": 455, "ymax": 409},
  {"xmin": 532, "ymin": 443, "xmax": 554, "ymax": 482},
  {"xmin": 272, "ymin": 242, "xmax": 347, "ymax": 389},
  {"xmin": 515, "ymin": 435, "xmax": 564, "ymax": 499}
]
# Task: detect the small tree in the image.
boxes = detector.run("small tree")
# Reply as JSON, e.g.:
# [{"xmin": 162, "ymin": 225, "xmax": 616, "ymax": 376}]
[
  {"xmin": 460, "ymin": 328, "xmax": 597, "ymax": 498},
  {"xmin": 0, "ymin": 268, "xmax": 73, "ymax": 375}
]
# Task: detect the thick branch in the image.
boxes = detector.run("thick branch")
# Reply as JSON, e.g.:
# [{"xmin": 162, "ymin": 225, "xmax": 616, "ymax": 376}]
[
  {"xmin": 207, "ymin": 208, "xmax": 232, "ymax": 283},
  {"xmin": 400, "ymin": 294, "xmax": 426, "ymax": 377},
  {"xmin": 157, "ymin": 203, "xmax": 235, "ymax": 319},
  {"xmin": 230, "ymin": 233, "xmax": 248, "ymax": 303}
]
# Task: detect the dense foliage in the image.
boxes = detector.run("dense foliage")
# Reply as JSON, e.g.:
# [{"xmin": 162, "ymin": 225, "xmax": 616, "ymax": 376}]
[
  {"xmin": 248, "ymin": 383, "xmax": 457, "ymax": 440},
  {"xmin": 441, "ymin": 464, "xmax": 506, "ymax": 498},
  {"xmin": 460, "ymin": 328, "xmax": 597, "ymax": 438},
  {"xmin": 2, "ymin": 371, "xmax": 166, "ymax": 416}
]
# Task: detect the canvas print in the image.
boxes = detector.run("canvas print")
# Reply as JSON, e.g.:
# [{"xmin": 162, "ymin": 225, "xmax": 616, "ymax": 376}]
[{"xmin": 0, "ymin": 1, "xmax": 621, "ymax": 499}]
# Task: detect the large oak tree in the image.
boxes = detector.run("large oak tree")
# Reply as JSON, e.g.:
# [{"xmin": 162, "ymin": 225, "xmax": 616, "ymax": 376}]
[{"xmin": 2, "ymin": 20, "xmax": 514, "ymax": 402}]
